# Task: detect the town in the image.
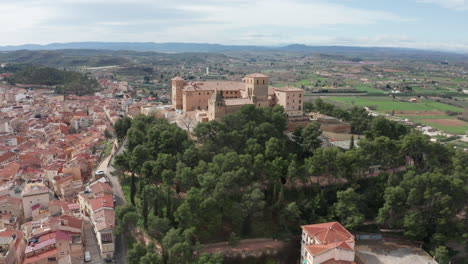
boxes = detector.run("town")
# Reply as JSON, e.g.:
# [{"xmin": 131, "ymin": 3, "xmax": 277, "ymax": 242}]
[{"xmin": 0, "ymin": 49, "xmax": 466, "ymax": 264}]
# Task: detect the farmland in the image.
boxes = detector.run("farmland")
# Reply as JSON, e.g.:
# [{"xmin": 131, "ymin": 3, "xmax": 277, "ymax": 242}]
[
  {"xmin": 326, "ymin": 96, "xmax": 468, "ymax": 134},
  {"xmin": 327, "ymin": 96, "xmax": 464, "ymax": 112}
]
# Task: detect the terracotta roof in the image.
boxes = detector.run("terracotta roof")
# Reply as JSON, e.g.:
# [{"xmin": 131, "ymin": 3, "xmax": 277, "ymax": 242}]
[
  {"xmin": 305, "ymin": 241, "xmax": 354, "ymax": 257},
  {"xmin": 0, "ymin": 162, "xmax": 20, "ymax": 180},
  {"xmin": 0, "ymin": 194, "xmax": 22, "ymax": 205},
  {"xmin": 245, "ymin": 73, "xmax": 269, "ymax": 78},
  {"xmin": 51, "ymin": 215, "xmax": 82, "ymax": 230},
  {"xmin": 55, "ymin": 230, "xmax": 71, "ymax": 241},
  {"xmin": 90, "ymin": 195, "xmax": 114, "ymax": 211},
  {"xmin": 93, "ymin": 208, "xmax": 115, "ymax": 231},
  {"xmin": 25, "ymin": 238, "xmax": 56, "ymax": 254},
  {"xmin": 183, "ymin": 81, "xmax": 244, "ymax": 92},
  {"xmin": 23, "ymin": 248, "xmax": 58, "ymax": 264},
  {"xmin": 0, "ymin": 151, "xmax": 16, "ymax": 163},
  {"xmin": 301, "ymin": 222, "xmax": 354, "ymax": 244},
  {"xmin": 38, "ymin": 232, "xmax": 56, "ymax": 243},
  {"xmin": 90, "ymin": 182, "xmax": 113, "ymax": 195}
]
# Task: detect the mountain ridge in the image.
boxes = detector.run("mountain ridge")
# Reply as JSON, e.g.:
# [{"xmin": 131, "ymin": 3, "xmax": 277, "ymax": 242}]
[{"xmin": 0, "ymin": 42, "xmax": 465, "ymax": 55}]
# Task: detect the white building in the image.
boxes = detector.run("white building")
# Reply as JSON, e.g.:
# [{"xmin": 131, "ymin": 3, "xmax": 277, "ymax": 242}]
[{"xmin": 300, "ymin": 222, "xmax": 356, "ymax": 264}]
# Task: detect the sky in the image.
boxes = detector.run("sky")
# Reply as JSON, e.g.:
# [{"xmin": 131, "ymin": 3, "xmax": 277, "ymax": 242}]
[{"xmin": 0, "ymin": 0, "xmax": 467, "ymax": 52}]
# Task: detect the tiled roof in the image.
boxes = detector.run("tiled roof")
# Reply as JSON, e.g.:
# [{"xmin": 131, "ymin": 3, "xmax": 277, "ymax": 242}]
[
  {"xmin": 301, "ymin": 222, "xmax": 354, "ymax": 244},
  {"xmin": 245, "ymin": 73, "xmax": 269, "ymax": 78},
  {"xmin": 0, "ymin": 194, "xmax": 22, "ymax": 205},
  {"xmin": 305, "ymin": 241, "xmax": 354, "ymax": 257},
  {"xmin": 184, "ymin": 81, "xmax": 244, "ymax": 92},
  {"xmin": 90, "ymin": 182, "xmax": 113, "ymax": 195},
  {"xmin": 25, "ymin": 238, "xmax": 56, "ymax": 254},
  {"xmin": 23, "ymin": 248, "xmax": 58, "ymax": 264},
  {"xmin": 93, "ymin": 208, "xmax": 115, "ymax": 231},
  {"xmin": 90, "ymin": 195, "xmax": 114, "ymax": 211}
]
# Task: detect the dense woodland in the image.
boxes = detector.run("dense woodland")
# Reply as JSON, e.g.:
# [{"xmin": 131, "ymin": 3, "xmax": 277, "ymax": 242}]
[
  {"xmin": 113, "ymin": 100, "xmax": 467, "ymax": 264},
  {"xmin": 3, "ymin": 64, "xmax": 99, "ymax": 95}
]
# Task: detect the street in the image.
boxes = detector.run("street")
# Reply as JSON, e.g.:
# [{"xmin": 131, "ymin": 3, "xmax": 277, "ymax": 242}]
[
  {"xmin": 97, "ymin": 140, "xmax": 127, "ymax": 264},
  {"xmin": 83, "ymin": 220, "xmax": 103, "ymax": 264}
]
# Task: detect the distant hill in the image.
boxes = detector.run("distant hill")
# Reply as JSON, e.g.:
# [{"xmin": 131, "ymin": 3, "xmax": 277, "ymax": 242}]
[{"xmin": 1, "ymin": 42, "xmax": 466, "ymax": 56}]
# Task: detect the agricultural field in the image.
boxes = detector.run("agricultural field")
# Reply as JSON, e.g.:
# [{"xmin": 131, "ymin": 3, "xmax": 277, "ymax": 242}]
[
  {"xmin": 327, "ymin": 96, "xmax": 463, "ymax": 112},
  {"xmin": 349, "ymin": 84, "xmax": 385, "ymax": 94},
  {"xmin": 326, "ymin": 96, "xmax": 468, "ymax": 134}
]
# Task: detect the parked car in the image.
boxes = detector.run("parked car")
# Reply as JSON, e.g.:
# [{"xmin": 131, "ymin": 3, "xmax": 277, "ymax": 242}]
[
  {"xmin": 95, "ymin": 170, "xmax": 105, "ymax": 176},
  {"xmin": 84, "ymin": 251, "xmax": 92, "ymax": 262}
]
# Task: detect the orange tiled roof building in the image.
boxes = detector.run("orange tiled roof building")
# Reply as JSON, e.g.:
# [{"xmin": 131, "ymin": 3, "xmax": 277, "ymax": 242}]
[
  {"xmin": 300, "ymin": 222, "xmax": 356, "ymax": 264},
  {"xmin": 171, "ymin": 74, "xmax": 304, "ymax": 121}
]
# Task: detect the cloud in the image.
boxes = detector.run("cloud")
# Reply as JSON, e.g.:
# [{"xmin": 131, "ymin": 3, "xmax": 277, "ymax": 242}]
[
  {"xmin": 0, "ymin": 0, "xmax": 465, "ymax": 52},
  {"xmin": 417, "ymin": 0, "xmax": 468, "ymax": 11}
]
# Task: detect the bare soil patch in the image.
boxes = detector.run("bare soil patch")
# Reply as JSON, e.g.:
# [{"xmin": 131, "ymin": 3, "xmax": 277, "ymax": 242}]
[
  {"xmin": 422, "ymin": 119, "xmax": 466, "ymax": 126},
  {"xmin": 200, "ymin": 238, "xmax": 285, "ymax": 255}
]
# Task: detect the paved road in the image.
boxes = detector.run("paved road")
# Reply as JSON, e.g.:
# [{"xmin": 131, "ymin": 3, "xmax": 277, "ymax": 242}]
[
  {"xmin": 97, "ymin": 140, "xmax": 127, "ymax": 264},
  {"xmin": 83, "ymin": 220, "xmax": 103, "ymax": 264}
]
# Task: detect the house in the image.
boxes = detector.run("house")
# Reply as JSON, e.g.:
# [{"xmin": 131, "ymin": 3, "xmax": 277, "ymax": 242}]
[
  {"xmin": 300, "ymin": 222, "xmax": 355, "ymax": 264},
  {"xmin": 0, "ymin": 152, "xmax": 18, "ymax": 166},
  {"xmin": 0, "ymin": 229, "xmax": 26, "ymax": 264},
  {"xmin": 0, "ymin": 194, "xmax": 23, "ymax": 226},
  {"xmin": 21, "ymin": 179, "xmax": 50, "ymax": 220},
  {"xmin": 78, "ymin": 181, "xmax": 115, "ymax": 260},
  {"xmin": 22, "ymin": 215, "xmax": 83, "ymax": 264}
]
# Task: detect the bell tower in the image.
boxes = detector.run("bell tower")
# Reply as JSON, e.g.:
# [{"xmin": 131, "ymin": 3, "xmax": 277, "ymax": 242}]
[
  {"xmin": 243, "ymin": 73, "xmax": 269, "ymax": 107},
  {"xmin": 171, "ymin": 77, "xmax": 184, "ymax": 110}
]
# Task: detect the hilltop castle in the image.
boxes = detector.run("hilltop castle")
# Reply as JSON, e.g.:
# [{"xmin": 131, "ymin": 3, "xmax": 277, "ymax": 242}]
[{"xmin": 171, "ymin": 73, "xmax": 304, "ymax": 121}]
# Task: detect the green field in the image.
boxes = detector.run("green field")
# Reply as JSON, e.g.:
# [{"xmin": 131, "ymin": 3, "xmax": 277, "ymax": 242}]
[
  {"xmin": 328, "ymin": 96, "xmax": 464, "ymax": 112},
  {"xmin": 417, "ymin": 121, "xmax": 468, "ymax": 134},
  {"xmin": 350, "ymin": 84, "xmax": 385, "ymax": 94}
]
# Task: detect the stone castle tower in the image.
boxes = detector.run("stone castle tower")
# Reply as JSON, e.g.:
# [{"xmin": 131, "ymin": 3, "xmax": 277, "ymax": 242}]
[
  {"xmin": 208, "ymin": 90, "xmax": 225, "ymax": 121},
  {"xmin": 243, "ymin": 73, "xmax": 269, "ymax": 107},
  {"xmin": 171, "ymin": 76, "xmax": 184, "ymax": 110}
]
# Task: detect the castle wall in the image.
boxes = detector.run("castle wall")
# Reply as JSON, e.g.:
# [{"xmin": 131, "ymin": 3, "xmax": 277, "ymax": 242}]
[{"xmin": 183, "ymin": 90, "xmax": 213, "ymax": 112}]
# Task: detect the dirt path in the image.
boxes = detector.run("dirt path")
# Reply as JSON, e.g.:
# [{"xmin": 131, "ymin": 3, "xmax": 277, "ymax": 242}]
[{"xmin": 200, "ymin": 238, "xmax": 285, "ymax": 255}]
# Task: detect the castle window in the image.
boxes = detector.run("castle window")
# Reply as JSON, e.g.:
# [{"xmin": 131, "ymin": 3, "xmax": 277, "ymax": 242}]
[
  {"xmin": 199, "ymin": 93, "xmax": 201, "ymax": 95},
  {"xmin": 257, "ymin": 80, "xmax": 259, "ymax": 84},
  {"xmin": 263, "ymin": 80, "xmax": 265, "ymax": 84},
  {"xmin": 299, "ymin": 94, "xmax": 302, "ymax": 98},
  {"xmin": 299, "ymin": 100, "xmax": 301, "ymax": 103}
]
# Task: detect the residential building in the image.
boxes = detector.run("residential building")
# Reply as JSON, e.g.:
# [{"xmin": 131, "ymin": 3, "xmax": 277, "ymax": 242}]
[
  {"xmin": 300, "ymin": 222, "xmax": 356, "ymax": 264},
  {"xmin": 21, "ymin": 179, "xmax": 50, "ymax": 220},
  {"xmin": 0, "ymin": 229, "xmax": 26, "ymax": 264}
]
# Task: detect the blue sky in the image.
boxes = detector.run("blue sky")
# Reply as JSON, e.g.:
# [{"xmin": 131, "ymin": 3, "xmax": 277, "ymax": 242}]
[{"xmin": 0, "ymin": 0, "xmax": 467, "ymax": 51}]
